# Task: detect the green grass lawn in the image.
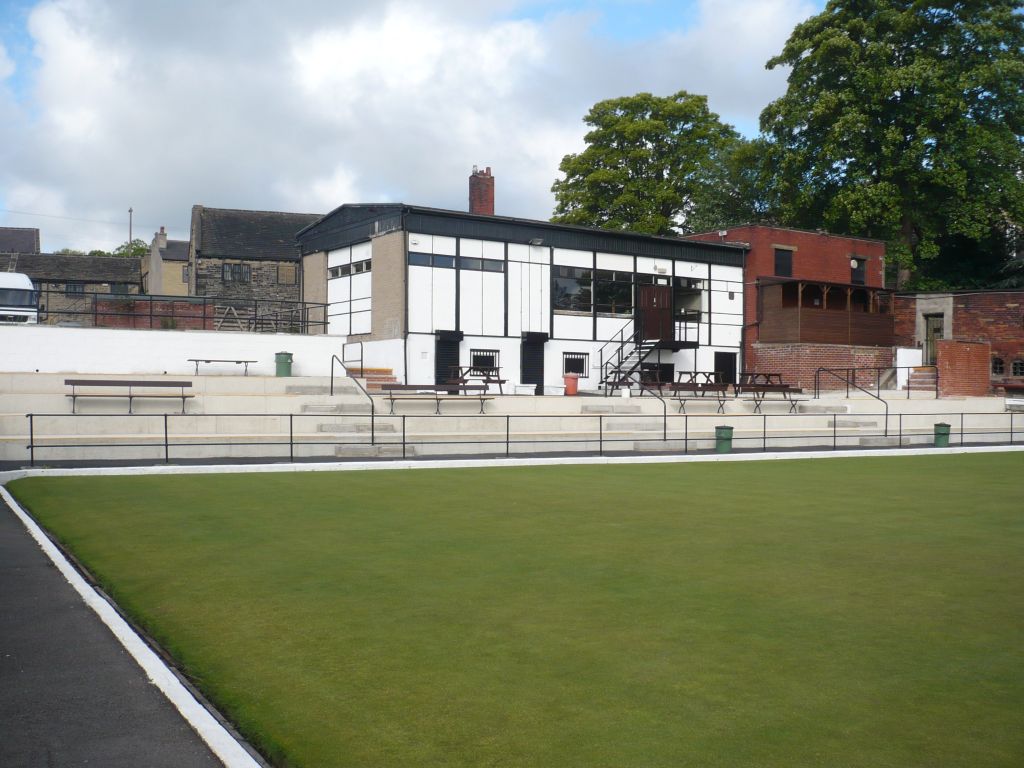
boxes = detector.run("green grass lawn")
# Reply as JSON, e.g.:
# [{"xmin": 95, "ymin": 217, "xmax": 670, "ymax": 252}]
[{"xmin": 9, "ymin": 454, "xmax": 1024, "ymax": 767}]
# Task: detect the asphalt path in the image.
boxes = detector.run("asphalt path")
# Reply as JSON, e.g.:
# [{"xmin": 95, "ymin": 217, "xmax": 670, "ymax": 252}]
[{"xmin": 0, "ymin": 497, "xmax": 224, "ymax": 768}]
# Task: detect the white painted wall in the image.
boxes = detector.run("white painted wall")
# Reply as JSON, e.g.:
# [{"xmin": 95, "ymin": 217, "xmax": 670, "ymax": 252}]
[
  {"xmin": 896, "ymin": 346, "xmax": 924, "ymax": 389},
  {"xmin": 0, "ymin": 325, "xmax": 348, "ymax": 376}
]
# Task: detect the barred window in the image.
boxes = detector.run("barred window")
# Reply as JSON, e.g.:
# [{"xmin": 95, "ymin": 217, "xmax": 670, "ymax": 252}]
[
  {"xmin": 222, "ymin": 263, "xmax": 251, "ymax": 283},
  {"xmin": 1013, "ymin": 359, "xmax": 1024, "ymax": 376},
  {"xmin": 563, "ymin": 352, "xmax": 588, "ymax": 375}
]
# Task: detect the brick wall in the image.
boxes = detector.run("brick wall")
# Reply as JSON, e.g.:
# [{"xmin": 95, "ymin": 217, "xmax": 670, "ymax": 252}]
[
  {"xmin": 936, "ymin": 339, "xmax": 991, "ymax": 397},
  {"xmin": 195, "ymin": 258, "xmax": 300, "ymax": 302},
  {"xmin": 951, "ymin": 293, "xmax": 1024, "ymax": 390},
  {"xmin": 892, "ymin": 295, "xmax": 916, "ymax": 346},
  {"xmin": 749, "ymin": 342, "xmax": 894, "ymax": 391}
]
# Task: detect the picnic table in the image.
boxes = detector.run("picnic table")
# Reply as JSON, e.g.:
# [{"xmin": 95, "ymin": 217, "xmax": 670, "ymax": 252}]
[
  {"xmin": 449, "ymin": 365, "xmax": 507, "ymax": 394},
  {"xmin": 735, "ymin": 372, "xmax": 805, "ymax": 413}
]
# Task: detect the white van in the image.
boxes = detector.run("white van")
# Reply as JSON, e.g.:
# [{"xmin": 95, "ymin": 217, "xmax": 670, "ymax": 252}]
[{"xmin": 0, "ymin": 272, "xmax": 40, "ymax": 324}]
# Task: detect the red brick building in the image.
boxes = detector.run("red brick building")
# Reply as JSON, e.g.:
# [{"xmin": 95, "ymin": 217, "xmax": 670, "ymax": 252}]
[
  {"xmin": 686, "ymin": 225, "xmax": 891, "ymax": 388},
  {"xmin": 894, "ymin": 290, "xmax": 1024, "ymax": 394}
]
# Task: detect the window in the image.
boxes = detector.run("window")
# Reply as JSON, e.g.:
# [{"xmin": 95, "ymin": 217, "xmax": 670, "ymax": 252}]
[
  {"xmin": 108, "ymin": 283, "xmax": 131, "ymax": 295},
  {"xmin": 64, "ymin": 282, "xmax": 85, "ymax": 296},
  {"xmin": 457, "ymin": 257, "xmax": 505, "ymax": 273},
  {"xmin": 553, "ymin": 266, "xmax": 592, "ymax": 313},
  {"xmin": 459, "ymin": 257, "xmax": 483, "ymax": 271},
  {"xmin": 674, "ymin": 276, "xmax": 703, "ymax": 320},
  {"xmin": 563, "ymin": 352, "xmax": 589, "ymax": 375},
  {"xmin": 352, "ymin": 259, "xmax": 371, "ymax": 274},
  {"xmin": 1014, "ymin": 359, "xmax": 1024, "ymax": 376},
  {"xmin": 278, "ymin": 264, "xmax": 297, "ymax": 284},
  {"xmin": 774, "ymin": 249, "xmax": 793, "ymax": 277},
  {"xmin": 329, "ymin": 259, "xmax": 370, "ymax": 278},
  {"xmin": 851, "ymin": 258, "xmax": 866, "ymax": 285},
  {"xmin": 992, "ymin": 357, "xmax": 1005, "ymax": 375},
  {"xmin": 408, "ymin": 252, "xmax": 432, "ymax": 267},
  {"xmin": 470, "ymin": 349, "xmax": 499, "ymax": 369},
  {"xmin": 181, "ymin": 265, "xmax": 189, "ymax": 283},
  {"xmin": 222, "ymin": 263, "xmax": 251, "ymax": 283},
  {"xmin": 481, "ymin": 259, "xmax": 504, "ymax": 272},
  {"xmin": 594, "ymin": 270, "xmax": 633, "ymax": 315}
]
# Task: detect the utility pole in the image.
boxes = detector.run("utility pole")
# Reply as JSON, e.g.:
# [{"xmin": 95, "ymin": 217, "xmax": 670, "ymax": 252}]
[{"xmin": 128, "ymin": 207, "xmax": 133, "ymax": 254}]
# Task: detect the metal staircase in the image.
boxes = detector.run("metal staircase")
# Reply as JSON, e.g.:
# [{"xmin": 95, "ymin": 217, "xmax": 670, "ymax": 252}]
[{"xmin": 597, "ymin": 321, "xmax": 659, "ymax": 394}]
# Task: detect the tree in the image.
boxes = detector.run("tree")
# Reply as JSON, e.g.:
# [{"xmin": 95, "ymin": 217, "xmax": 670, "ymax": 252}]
[
  {"xmin": 112, "ymin": 238, "xmax": 148, "ymax": 259},
  {"xmin": 551, "ymin": 91, "xmax": 748, "ymax": 236},
  {"xmin": 760, "ymin": 0, "xmax": 1024, "ymax": 287}
]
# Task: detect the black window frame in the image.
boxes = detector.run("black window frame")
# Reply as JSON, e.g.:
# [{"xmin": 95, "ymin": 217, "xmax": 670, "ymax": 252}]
[
  {"xmin": 1013, "ymin": 359, "xmax": 1024, "ymax": 376},
  {"xmin": 563, "ymin": 352, "xmax": 589, "ymax": 375},
  {"xmin": 552, "ymin": 265, "xmax": 593, "ymax": 313},
  {"xmin": 851, "ymin": 257, "xmax": 866, "ymax": 285},
  {"xmin": 222, "ymin": 263, "xmax": 251, "ymax": 283},
  {"xmin": 774, "ymin": 249, "xmax": 793, "ymax": 278},
  {"xmin": 594, "ymin": 269, "xmax": 633, "ymax": 316},
  {"xmin": 992, "ymin": 357, "xmax": 1005, "ymax": 375}
]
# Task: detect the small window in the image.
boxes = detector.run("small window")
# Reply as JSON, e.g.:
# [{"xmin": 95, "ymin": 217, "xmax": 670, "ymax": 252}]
[
  {"xmin": 992, "ymin": 357, "xmax": 1005, "ymax": 375},
  {"xmin": 774, "ymin": 249, "xmax": 793, "ymax": 277},
  {"xmin": 1013, "ymin": 359, "xmax": 1024, "ymax": 376},
  {"xmin": 278, "ymin": 264, "xmax": 297, "ymax": 285},
  {"xmin": 408, "ymin": 252, "xmax": 432, "ymax": 267},
  {"xmin": 470, "ymin": 349, "xmax": 499, "ymax": 370},
  {"xmin": 222, "ymin": 263, "xmax": 251, "ymax": 283},
  {"xmin": 352, "ymin": 259, "xmax": 371, "ymax": 274},
  {"xmin": 432, "ymin": 255, "xmax": 455, "ymax": 269},
  {"xmin": 181, "ymin": 265, "xmax": 189, "ymax": 282},
  {"xmin": 482, "ymin": 259, "xmax": 505, "ymax": 273},
  {"xmin": 109, "ymin": 283, "xmax": 131, "ymax": 295},
  {"xmin": 563, "ymin": 352, "xmax": 589, "ymax": 375},
  {"xmin": 459, "ymin": 257, "xmax": 483, "ymax": 271},
  {"xmin": 64, "ymin": 282, "xmax": 85, "ymax": 296},
  {"xmin": 851, "ymin": 258, "xmax": 866, "ymax": 285}
]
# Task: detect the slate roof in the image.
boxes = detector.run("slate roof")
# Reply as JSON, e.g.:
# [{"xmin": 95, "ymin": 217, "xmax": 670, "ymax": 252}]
[
  {"xmin": 192, "ymin": 206, "xmax": 321, "ymax": 262},
  {"xmin": 0, "ymin": 227, "xmax": 41, "ymax": 254},
  {"xmin": 161, "ymin": 239, "xmax": 189, "ymax": 262},
  {"xmin": 15, "ymin": 253, "xmax": 142, "ymax": 284}
]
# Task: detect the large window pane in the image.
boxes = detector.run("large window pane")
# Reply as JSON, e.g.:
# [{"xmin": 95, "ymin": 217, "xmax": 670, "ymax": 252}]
[
  {"xmin": 553, "ymin": 266, "xmax": 592, "ymax": 312},
  {"xmin": 594, "ymin": 270, "xmax": 632, "ymax": 315}
]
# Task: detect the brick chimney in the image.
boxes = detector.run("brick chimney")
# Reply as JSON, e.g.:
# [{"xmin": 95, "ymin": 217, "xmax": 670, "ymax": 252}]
[
  {"xmin": 469, "ymin": 166, "xmax": 494, "ymax": 215},
  {"xmin": 154, "ymin": 226, "xmax": 167, "ymax": 250}
]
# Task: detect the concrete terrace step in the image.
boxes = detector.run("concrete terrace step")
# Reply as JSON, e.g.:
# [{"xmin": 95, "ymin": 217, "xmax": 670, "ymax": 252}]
[
  {"xmin": 334, "ymin": 443, "xmax": 411, "ymax": 458},
  {"xmin": 580, "ymin": 404, "xmax": 643, "ymax": 414},
  {"xmin": 828, "ymin": 418, "xmax": 881, "ymax": 428},
  {"xmin": 317, "ymin": 422, "xmax": 396, "ymax": 433},
  {"xmin": 300, "ymin": 402, "xmax": 372, "ymax": 414}
]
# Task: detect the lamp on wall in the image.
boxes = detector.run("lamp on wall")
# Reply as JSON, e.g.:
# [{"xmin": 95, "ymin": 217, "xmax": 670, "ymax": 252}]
[
  {"xmin": 850, "ymin": 258, "xmax": 860, "ymax": 268},
  {"xmin": 528, "ymin": 237, "xmax": 544, "ymax": 246}
]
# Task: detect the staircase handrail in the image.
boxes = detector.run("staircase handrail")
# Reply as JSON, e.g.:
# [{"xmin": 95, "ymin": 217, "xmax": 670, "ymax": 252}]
[
  {"xmin": 330, "ymin": 354, "xmax": 375, "ymax": 416},
  {"xmin": 814, "ymin": 367, "xmax": 889, "ymax": 435},
  {"xmin": 814, "ymin": 365, "xmax": 937, "ymax": 400},
  {"xmin": 596, "ymin": 319, "xmax": 635, "ymax": 373}
]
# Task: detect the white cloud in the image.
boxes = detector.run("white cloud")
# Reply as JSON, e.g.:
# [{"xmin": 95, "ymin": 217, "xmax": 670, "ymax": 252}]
[
  {"xmin": 0, "ymin": 0, "xmax": 817, "ymax": 251},
  {"xmin": 0, "ymin": 42, "xmax": 14, "ymax": 81}
]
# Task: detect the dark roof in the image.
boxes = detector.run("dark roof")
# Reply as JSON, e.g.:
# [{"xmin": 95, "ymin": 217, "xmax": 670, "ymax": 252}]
[
  {"xmin": 193, "ymin": 206, "xmax": 321, "ymax": 262},
  {"xmin": 297, "ymin": 204, "xmax": 747, "ymax": 267},
  {"xmin": 0, "ymin": 227, "xmax": 41, "ymax": 253},
  {"xmin": 162, "ymin": 239, "xmax": 189, "ymax": 262},
  {"xmin": 16, "ymin": 253, "xmax": 142, "ymax": 284},
  {"xmin": 685, "ymin": 223, "xmax": 887, "ymax": 246}
]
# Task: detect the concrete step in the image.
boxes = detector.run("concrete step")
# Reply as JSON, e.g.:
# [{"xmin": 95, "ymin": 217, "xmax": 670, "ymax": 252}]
[
  {"xmin": 828, "ymin": 418, "xmax": 881, "ymax": 428},
  {"xmin": 300, "ymin": 402, "xmax": 371, "ymax": 414},
  {"xmin": 796, "ymin": 404, "xmax": 848, "ymax": 414},
  {"xmin": 317, "ymin": 422, "xmax": 396, "ymax": 433},
  {"xmin": 286, "ymin": 384, "xmax": 333, "ymax": 395},
  {"xmin": 580, "ymin": 404, "xmax": 642, "ymax": 414},
  {"xmin": 858, "ymin": 436, "xmax": 901, "ymax": 447},
  {"xmin": 334, "ymin": 443, "xmax": 411, "ymax": 458}
]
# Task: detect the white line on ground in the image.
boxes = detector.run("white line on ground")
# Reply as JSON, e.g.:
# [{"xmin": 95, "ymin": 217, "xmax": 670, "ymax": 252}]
[{"xmin": 0, "ymin": 485, "xmax": 263, "ymax": 768}]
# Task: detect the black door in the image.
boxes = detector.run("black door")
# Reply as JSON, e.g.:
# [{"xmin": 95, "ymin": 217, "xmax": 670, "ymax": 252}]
[
  {"xmin": 714, "ymin": 351, "xmax": 737, "ymax": 385},
  {"xmin": 638, "ymin": 284, "xmax": 672, "ymax": 341},
  {"xmin": 435, "ymin": 333, "xmax": 461, "ymax": 387},
  {"xmin": 924, "ymin": 314, "xmax": 944, "ymax": 366},
  {"xmin": 521, "ymin": 333, "xmax": 547, "ymax": 395}
]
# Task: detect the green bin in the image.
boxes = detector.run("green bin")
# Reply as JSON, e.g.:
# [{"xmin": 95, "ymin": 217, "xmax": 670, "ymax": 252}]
[
  {"xmin": 275, "ymin": 351, "xmax": 293, "ymax": 377},
  {"xmin": 934, "ymin": 422, "xmax": 951, "ymax": 448},
  {"xmin": 715, "ymin": 425, "xmax": 734, "ymax": 454}
]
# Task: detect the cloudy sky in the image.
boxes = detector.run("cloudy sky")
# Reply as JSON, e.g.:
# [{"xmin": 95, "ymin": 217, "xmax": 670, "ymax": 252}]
[{"xmin": 0, "ymin": 0, "xmax": 821, "ymax": 252}]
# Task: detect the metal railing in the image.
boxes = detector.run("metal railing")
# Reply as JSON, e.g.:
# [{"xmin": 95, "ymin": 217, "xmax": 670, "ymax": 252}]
[
  {"xmin": 32, "ymin": 289, "xmax": 329, "ymax": 334},
  {"xmin": 814, "ymin": 365, "xmax": 938, "ymax": 400},
  {"xmin": 329, "ymin": 354, "xmax": 375, "ymax": 441},
  {"xmin": 20, "ymin": 409, "xmax": 1020, "ymax": 467}
]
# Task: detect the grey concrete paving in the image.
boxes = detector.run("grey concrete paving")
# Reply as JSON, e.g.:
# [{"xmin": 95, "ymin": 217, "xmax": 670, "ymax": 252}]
[{"xmin": 0, "ymin": 498, "xmax": 224, "ymax": 768}]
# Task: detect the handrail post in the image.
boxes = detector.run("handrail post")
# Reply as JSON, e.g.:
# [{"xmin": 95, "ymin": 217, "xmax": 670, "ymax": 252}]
[
  {"xmin": 833, "ymin": 415, "xmax": 837, "ymax": 450},
  {"xmin": 763, "ymin": 413, "xmax": 767, "ymax": 452},
  {"xmin": 960, "ymin": 412, "xmax": 964, "ymax": 445},
  {"xmin": 599, "ymin": 415, "xmax": 603, "ymax": 456},
  {"xmin": 289, "ymin": 414, "xmax": 294, "ymax": 462},
  {"xmin": 506, "ymin": 415, "xmax": 511, "ymax": 457},
  {"xmin": 683, "ymin": 413, "xmax": 688, "ymax": 454},
  {"xmin": 163, "ymin": 413, "xmax": 169, "ymax": 463},
  {"xmin": 402, "ymin": 415, "xmax": 406, "ymax": 458},
  {"xmin": 27, "ymin": 414, "xmax": 34, "ymax": 467},
  {"xmin": 898, "ymin": 413, "xmax": 902, "ymax": 447}
]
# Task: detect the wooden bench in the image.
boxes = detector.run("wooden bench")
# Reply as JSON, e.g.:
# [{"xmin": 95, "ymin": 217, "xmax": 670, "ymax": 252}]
[
  {"xmin": 379, "ymin": 383, "xmax": 493, "ymax": 414},
  {"xmin": 735, "ymin": 373, "xmax": 805, "ymax": 413},
  {"xmin": 188, "ymin": 358, "xmax": 257, "ymax": 376},
  {"xmin": 65, "ymin": 379, "xmax": 194, "ymax": 414},
  {"xmin": 1004, "ymin": 383, "xmax": 1024, "ymax": 411}
]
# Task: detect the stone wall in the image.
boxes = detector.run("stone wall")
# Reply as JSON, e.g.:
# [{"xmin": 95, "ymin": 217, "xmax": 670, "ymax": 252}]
[{"xmin": 195, "ymin": 258, "xmax": 300, "ymax": 303}]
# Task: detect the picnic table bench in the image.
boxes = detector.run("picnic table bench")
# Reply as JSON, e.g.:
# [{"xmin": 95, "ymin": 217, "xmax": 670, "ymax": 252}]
[
  {"xmin": 188, "ymin": 358, "xmax": 257, "ymax": 376},
  {"xmin": 65, "ymin": 379, "xmax": 194, "ymax": 414},
  {"xmin": 734, "ymin": 372, "xmax": 805, "ymax": 413},
  {"xmin": 378, "ymin": 383, "xmax": 493, "ymax": 414},
  {"xmin": 1003, "ymin": 383, "xmax": 1024, "ymax": 410},
  {"xmin": 664, "ymin": 372, "xmax": 731, "ymax": 413},
  {"xmin": 450, "ymin": 365, "xmax": 507, "ymax": 394}
]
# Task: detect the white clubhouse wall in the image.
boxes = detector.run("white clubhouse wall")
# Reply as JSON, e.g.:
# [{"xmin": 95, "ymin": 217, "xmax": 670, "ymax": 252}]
[{"xmin": 0, "ymin": 325, "xmax": 348, "ymax": 377}]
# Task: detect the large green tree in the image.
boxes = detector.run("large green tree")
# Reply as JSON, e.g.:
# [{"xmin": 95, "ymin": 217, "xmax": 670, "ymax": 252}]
[
  {"xmin": 760, "ymin": 0, "xmax": 1024, "ymax": 286},
  {"xmin": 551, "ymin": 91, "xmax": 751, "ymax": 235}
]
